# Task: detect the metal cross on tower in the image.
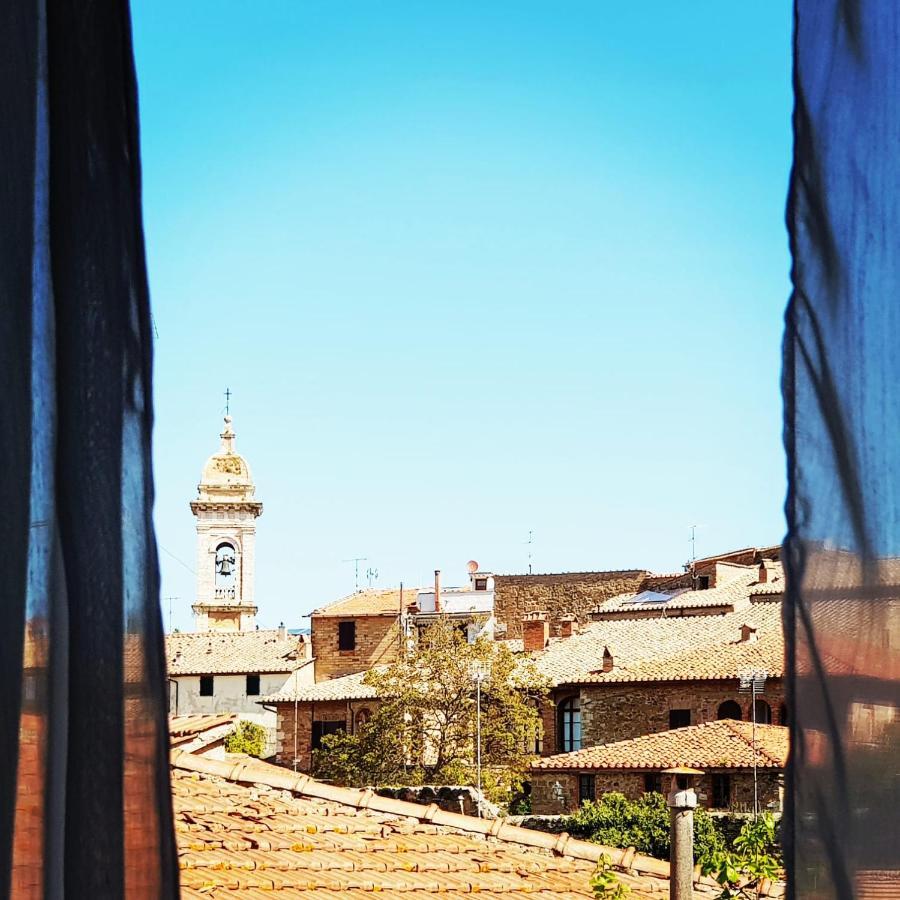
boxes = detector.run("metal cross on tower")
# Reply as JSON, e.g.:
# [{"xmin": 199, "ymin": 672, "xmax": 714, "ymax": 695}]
[{"xmin": 224, "ymin": 387, "xmax": 231, "ymax": 416}]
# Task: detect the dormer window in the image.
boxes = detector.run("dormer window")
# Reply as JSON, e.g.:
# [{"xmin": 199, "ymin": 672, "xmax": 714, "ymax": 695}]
[{"xmin": 474, "ymin": 578, "xmax": 488, "ymax": 591}]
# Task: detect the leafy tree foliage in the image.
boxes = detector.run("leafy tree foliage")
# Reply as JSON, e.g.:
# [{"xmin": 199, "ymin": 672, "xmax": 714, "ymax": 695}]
[
  {"xmin": 224, "ymin": 719, "xmax": 267, "ymax": 757},
  {"xmin": 700, "ymin": 814, "xmax": 782, "ymax": 898},
  {"xmin": 313, "ymin": 618, "xmax": 548, "ymax": 802},
  {"xmin": 564, "ymin": 792, "xmax": 725, "ymax": 862}
]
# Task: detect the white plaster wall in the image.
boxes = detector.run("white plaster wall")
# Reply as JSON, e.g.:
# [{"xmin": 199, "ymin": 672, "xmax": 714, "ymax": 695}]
[{"xmin": 169, "ymin": 671, "xmax": 291, "ymax": 755}]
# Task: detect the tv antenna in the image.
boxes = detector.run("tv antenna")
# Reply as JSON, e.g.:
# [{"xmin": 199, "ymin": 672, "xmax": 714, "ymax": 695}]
[
  {"xmin": 343, "ymin": 557, "xmax": 368, "ymax": 591},
  {"xmin": 366, "ymin": 567, "xmax": 379, "ymax": 588},
  {"xmin": 525, "ymin": 530, "xmax": 534, "ymax": 575},
  {"xmin": 164, "ymin": 596, "xmax": 179, "ymax": 633},
  {"xmin": 689, "ymin": 524, "xmax": 697, "ymax": 567}
]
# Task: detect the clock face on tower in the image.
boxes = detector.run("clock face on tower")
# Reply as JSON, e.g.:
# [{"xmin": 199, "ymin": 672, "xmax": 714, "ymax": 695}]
[{"xmin": 215, "ymin": 543, "xmax": 236, "ymax": 588}]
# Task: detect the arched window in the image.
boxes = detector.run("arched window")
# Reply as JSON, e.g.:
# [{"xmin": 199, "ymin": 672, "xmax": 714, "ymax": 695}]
[
  {"xmin": 754, "ymin": 698, "xmax": 772, "ymax": 724},
  {"xmin": 779, "ymin": 703, "xmax": 788, "ymax": 726},
  {"xmin": 717, "ymin": 700, "xmax": 743, "ymax": 721},
  {"xmin": 215, "ymin": 542, "xmax": 236, "ymax": 588},
  {"xmin": 355, "ymin": 708, "xmax": 371, "ymax": 733},
  {"xmin": 557, "ymin": 696, "xmax": 581, "ymax": 752}
]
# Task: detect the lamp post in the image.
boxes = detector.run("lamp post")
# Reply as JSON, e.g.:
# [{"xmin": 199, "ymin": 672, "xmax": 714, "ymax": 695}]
[
  {"xmin": 662, "ymin": 767, "xmax": 703, "ymax": 900},
  {"xmin": 470, "ymin": 660, "xmax": 487, "ymax": 816},
  {"xmin": 739, "ymin": 669, "xmax": 768, "ymax": 818}
]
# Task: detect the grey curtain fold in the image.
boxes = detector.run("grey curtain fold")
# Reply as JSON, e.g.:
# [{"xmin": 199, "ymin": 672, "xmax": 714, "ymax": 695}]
[
  {"xmin": 786, "ymin": 2, "xmax": 900, "ymax": 897},
  {"xmin": 0, "ymin": 1, "xmax": 177, "ymax": 896}
]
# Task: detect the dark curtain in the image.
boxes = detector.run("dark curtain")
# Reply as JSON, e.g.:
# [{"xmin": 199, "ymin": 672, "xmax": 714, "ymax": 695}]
[
  {"xmin": 786, "ymin": 2, "xmax": 900, "ymax": 898},
  {"xmin": 0, "ymin": 1, "xmax": 177, "ymax": 896}
]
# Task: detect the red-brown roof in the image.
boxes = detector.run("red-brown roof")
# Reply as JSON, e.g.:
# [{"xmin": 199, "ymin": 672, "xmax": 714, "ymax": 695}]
[
  {"xmin": 312, "ymin": 587, "xmax": 419, "ymax": 618},
  {"xmin": 171, "ymin": 752, "xmax": 769, "ymax": 898},
  {"xmin": 532, "ymin": 721, "xmax": 789, "ymax": 772}
]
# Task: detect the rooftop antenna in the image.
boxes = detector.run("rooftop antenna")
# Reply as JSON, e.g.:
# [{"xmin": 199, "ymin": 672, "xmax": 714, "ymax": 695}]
[
  {"xmin": 343, "ymin": 557, "xmax": 368, "ymax": 592},
  {"xmin": 366, "ymin": 566, "xmax": 379, "ymax": 588},
  {"xmin": 525, "ymin": 530, "xmax": 534, "ymax": 575},
  {"xmin": 689, "ymin": 524, "xmax": 697, "ymax": 567},
  {"xmin": 164, "ymin": 596, "xmax": 179, "ymax": 633},
  {"xmin": 224, "ymin": 387, "xmax": 232, "ymax": 416}
]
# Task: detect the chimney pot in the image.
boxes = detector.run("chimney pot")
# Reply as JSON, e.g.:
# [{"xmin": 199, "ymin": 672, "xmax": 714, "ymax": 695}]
[
  {"xmin": 602, "ymin": 646, "xmax": 614, "ymax": 673},
  {"xmin": 558, "ymin": 615, "xmax": 577, "ymax": 639},
  {"xmin": 522, "ymin": 611, "xmax": 549, "ymax": 652}
]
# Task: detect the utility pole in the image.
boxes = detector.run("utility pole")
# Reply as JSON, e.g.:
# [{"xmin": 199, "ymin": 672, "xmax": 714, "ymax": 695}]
[{"xmin": 470, "ymin": 661, "xmax": 487, "ymax": 816}]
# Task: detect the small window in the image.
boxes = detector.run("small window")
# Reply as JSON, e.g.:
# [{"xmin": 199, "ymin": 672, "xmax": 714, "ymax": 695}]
[
  {"xmin": 644, "ymin": 773, "xmax": 663, "ymax": 794},
  {"xmin": 754, "ymin": 698, "xmax": 773, "ymax": 724},
  {"xmin": 717, "ymin": 700, "xmax": 742, "ymax": 721},
  {"xmin": 669, "ymin": 709, "xmax": 691, "ymax": 729},
  {"xmin": 557, "ymin": 696, "xmax": 582, "ymax": 752},
  {"xmin": 312, "ymin": 720, "xmax": 345, "ymax": 749},
  {"xmin": 474, "ymin": 577, "xmax": 488, "ymax": 591},
  {"xmin": 712, "ymin": 774, "xmax": 731, "ymax": 809},
  {"xmin": 246, "ymin": 674, "xmax": 260, "ymax": 696},
  {"xmin": 696, "ymin": 575, "xmax": 710, "ymax": 590},
  {"xmin": 338, "ymin": 620, "xmax": 356, "ymax": 651},
  {"xmin": 199, "ymin": 675, "xmax": 214, "ymax": 697},
  {"xmin": 578, "ymin": 774, "xmax": 596, "ymax": 806}
]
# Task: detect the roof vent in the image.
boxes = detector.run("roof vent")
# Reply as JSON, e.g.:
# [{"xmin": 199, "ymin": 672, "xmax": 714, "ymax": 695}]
[{"xmin": 740, "ymin": 623, "xmax": 759, "ymax": 643}]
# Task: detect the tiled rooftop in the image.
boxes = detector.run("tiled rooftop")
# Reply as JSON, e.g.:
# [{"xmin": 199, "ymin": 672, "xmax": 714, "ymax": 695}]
[
  {"xmin": 263, "ymin": 667, "xmax": 380, "ymax": 703},
  {"xmin": 171, "ymin": 752, "xmax": 757, "ymax": 899},
  {"xmin": 532, "ymin": 721, "xmax": 789, "ymax": 771},
  {"xmin": 167, "ymin": 630, "xmax": 310, "ymax": 675},
  {"xmin": 532, "ymin": 602, "xmax": 784, "ymax": 686},
  {"xmin": 312, "ymin": 587, "xmax": 420, "ymax": 618}
]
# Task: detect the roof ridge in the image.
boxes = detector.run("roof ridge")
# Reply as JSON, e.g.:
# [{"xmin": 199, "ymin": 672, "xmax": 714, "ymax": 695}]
[
  {"xmin": 722, "ymin": 719, "xmax": 785, "ymax": 766},
  {"xmin": 169, "ymin": 750, "xmax": 736, "ymax": 889}
]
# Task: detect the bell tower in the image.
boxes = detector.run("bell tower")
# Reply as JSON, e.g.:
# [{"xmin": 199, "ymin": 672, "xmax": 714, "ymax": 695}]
[{"xmin": 190, "ymin": 415, "xmax": 263, "ymax": 631}]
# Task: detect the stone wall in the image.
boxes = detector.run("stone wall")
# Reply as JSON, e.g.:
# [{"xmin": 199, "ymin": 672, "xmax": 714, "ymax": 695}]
[
  {"xmin": 273, "ymin": 698, "xmax": 380, "ymax": 771},
  {"xmin": 311, "ymin": 614, "xmax": 402, "ymax": 681},
  {"xmin": 531, "ymin": 770, "xmax": 782, "ymax": 814},
  {"xmin": 494, "ymin": 571, "xmax": 649, "ymax": 637},
  {"xmin": 579, "ymin": 680, "xmax": 786, "ymax": 748}
]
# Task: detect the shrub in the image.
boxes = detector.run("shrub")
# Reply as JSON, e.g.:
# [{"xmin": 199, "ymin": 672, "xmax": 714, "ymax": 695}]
[
  {"xmin": 224, "ymin": 720, "xmax": 267, "ymax": 758},
  {"xmin": 700, "ymin": 813, "xmax": 783, "ymax": 898},
  {"xmin": 564, "ymin": 792, "xmax": 725, "ymax": 862}
]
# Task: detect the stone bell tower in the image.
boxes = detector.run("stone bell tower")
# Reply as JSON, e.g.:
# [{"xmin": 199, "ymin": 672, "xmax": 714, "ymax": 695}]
[{"xmin": 190, "ymin": 415, "xmax": 263, "ymax": 632}]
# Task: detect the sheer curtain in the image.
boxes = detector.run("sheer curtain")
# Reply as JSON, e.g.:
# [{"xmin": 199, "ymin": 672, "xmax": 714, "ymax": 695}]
[
  {"xmin": 0, "ymin": 1, "xmax": 177, "ymax": 896},
  {"xmin": 786, "ymin": 2, "xmax": 900, "ymax": 897}
]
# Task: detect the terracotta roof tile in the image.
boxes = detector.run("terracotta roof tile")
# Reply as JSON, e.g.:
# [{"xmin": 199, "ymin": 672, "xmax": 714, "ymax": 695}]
[
  {"xmin": 263, "ymin": 668, "xmax": 379, "ymax": 703},
  {"xmin": 532, "ymin": 721, "xmax": 789, "ymax": 771},
  {"xmin": 167, "ymin": 630, "xmax": 310, "ymax": 675},
  {"xmin": 170, "ymin": 752, "xmax": 773, "ymax": 898},
  {"xmin": 312, "ymin": 588, "xmax": 421, "ymax": 618},
  {"xmin": 532, "ymin": 602, "xmax": 783, "ymax": 686}
]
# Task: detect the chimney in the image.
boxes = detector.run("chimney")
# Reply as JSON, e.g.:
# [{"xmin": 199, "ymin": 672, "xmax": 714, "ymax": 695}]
[
  {"xmin": 602, "ymin": 646, "xmax": 614, "ymax": 673},
  {"xmin": 434, "ymin": 569, "xmax": 441, "ymax": 613},
  {"xmin": 522, "ymin": 611, "xmax": 549, "ymax": 652},
  {"xmin": 558, "ymin": 614, "xmax": 576, "ymax": 639},
  {"xmin": 739, "ymin": 623, "xmax": 759, "ymax": 643},
  {"xmin": 758, "ymin": 560, "xmax": 774, "ymax": 584},
  {"xmin": 277, "ymin": 621, "xmax": 287, "ymax": 641}
]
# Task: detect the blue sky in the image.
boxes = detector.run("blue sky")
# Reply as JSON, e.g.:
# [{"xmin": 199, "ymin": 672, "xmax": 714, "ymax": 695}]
[{"xmin": 131, "ymin": 2, "xmax": 793, "ymax": 631}]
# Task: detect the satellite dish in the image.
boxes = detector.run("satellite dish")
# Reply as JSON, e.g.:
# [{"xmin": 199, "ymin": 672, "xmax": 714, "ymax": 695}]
[{"xmin": 466, "ymin": 560, "xmax": 479, "ymax": 574}]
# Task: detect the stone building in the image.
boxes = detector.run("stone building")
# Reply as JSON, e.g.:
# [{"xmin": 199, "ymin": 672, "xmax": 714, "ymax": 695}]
[
  {"xmin": 492, "ymin": 545, "xmax": 781, "ymax": 638},
  {"xmin": 530, "ymin": 719, "xmax": 788, "ymax": 814},
  {"xmin": 310, "ymin": 566, "xmax": 494, "ymax": 682},
  {"xmin": 520, "ymin": 560, "xmax": 786, "ymax": 756}
]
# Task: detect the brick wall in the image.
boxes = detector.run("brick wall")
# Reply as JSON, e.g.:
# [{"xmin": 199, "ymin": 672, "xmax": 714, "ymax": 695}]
[
  {"xmin": 579, "ymin": 680, "xmax": 786, "ymax": 747},
  {"xmin": 311, "ymin": 614, "xmax": 402, "ymax": 681},
  {"xmin": 494, "ymin": 571, "xmax": 649, "ymax": 638},
  {"xmin": 531, "ymin": 770, "xmax": 782, "ymax": 814}
]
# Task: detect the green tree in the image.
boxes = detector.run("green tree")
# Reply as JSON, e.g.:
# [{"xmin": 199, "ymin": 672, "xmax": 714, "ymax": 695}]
[
  {"xmin": 224, "ymin": 719, "xmax": 267, "ymax": 757},
  {"xmin": 313, "ymin": 618, "xmax": 548, "ymax": 802},
  {"xmin": 565, "ymin": 792, "xmax": 725, "ymax": 862}
]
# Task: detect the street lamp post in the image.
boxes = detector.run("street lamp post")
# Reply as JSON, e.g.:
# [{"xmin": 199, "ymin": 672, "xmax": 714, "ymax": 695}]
[{"xmin": 470, "ymin": 661, "xmax": 487, "ymax": 816}]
